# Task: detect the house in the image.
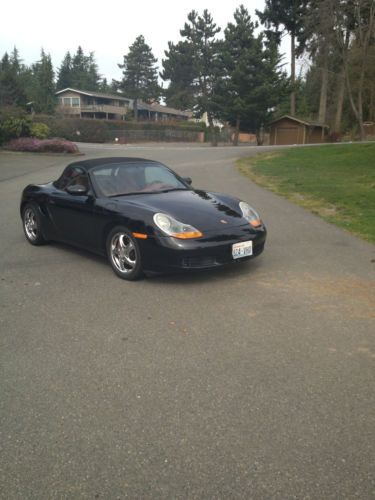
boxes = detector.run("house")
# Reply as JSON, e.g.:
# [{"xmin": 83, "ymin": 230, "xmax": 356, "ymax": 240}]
[
  {"xmin": 56, "ymin": 88, "xmax": 132, "ymax": 120},
  {"xmin": 56, "ymin": 88, "xmax": 193, "ymax": 122},
  {"xmin": 269, "ymin": 115, "xmax": 329, "ymax": 145},
  {"xmin": 136, "ymin": 101, "xmax": 193, "ymax": 121}
]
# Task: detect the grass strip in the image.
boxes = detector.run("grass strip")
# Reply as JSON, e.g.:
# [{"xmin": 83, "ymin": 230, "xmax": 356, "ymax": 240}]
[{"xmin": 237, "ymin": 143, "xmax": 375, "ymax": 243}]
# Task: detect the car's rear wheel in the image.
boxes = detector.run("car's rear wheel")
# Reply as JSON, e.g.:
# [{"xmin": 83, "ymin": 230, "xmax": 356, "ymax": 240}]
[
  {"xmin": 22, "ymin": 203, "xmax": 47, "ymax": 246},
  {"xmin": 106, "ymin": 227, "xmax": 144, "ymax": 280}
]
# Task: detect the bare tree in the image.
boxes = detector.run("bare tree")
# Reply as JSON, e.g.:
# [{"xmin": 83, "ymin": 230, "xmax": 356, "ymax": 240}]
[{"xmin": 330, "ymin": 0, "xmax": 375, "ymax": 140}]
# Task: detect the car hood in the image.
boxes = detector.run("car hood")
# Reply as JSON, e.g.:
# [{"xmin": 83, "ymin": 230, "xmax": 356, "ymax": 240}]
[{"xmin": 114, "ymin": 189, "xmax": 246, "ymax": 231}]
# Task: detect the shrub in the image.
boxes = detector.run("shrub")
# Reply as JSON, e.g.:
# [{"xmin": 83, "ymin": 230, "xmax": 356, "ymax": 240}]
[
  {"xmin": 0, "ymin": 107, "xmax": 32, "ymax": 144},
  {"xmin": 35, "ymin": 114, "xmax": 206, "ymax": 143},
  {"xmin": 30, "ymin": 122, "xmax": 50, "ymax": 139},
  {"xmin": 5, "ymin": 137, "xmax": 79, "ymax": 154}
]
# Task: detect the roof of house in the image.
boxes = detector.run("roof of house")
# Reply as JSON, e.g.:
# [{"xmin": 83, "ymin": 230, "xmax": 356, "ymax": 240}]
[
  {"xmin": 55, "ymin": 88, "xmax": 132, "ymax": 102},
  {"xmin": 137, "ymin": 101, "xmax": 193, "ymax": 118},
  {"xmin": 269, "ymin": 114, "xmax": 329, "ymax": 128}
]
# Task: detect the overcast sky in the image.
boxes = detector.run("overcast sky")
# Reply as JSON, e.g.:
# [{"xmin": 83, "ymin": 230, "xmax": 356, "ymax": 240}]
[{"xmin": 1, "ymin": 0, "xmax": 291, "ymax": 81}]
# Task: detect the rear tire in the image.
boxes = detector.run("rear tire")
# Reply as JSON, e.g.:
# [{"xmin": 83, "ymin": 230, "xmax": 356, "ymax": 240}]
[
  {"xmin": 22, "ymin": 203, "xmax": 47, "ymax": 246},
  {"xmin": 106, "ymin": 226, "xmax": 144, "ymax": 281}
]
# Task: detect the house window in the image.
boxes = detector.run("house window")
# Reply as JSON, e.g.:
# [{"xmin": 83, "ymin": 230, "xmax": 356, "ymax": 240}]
[{"xmin": 61, "ymin": 96, "xmax": 80, "ymax": 107}]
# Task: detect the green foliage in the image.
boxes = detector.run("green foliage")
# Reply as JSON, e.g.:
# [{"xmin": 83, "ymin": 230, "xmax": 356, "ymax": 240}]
[
  {"xmin": 238, "ymin": 144, "xmax": 375, "ymax": 242},
  {"xmin": 161, "ymin": 41, "xmax": 196, "ymax": 110},
  {"xmin": 29, "ymin": 49, "xmax": 56, "ymax": 114},
  {"xmin": 256, "ymin": 0, "xmax": 308, "ymax": 47},
  {"xmin": 35, "ymin": 115, "xmax": 205, "ymax": 143},
  {"xmin": 30, "ymin": 122, "xmax": 50, "ymax": 139},
  {"xmin": 179, "ymin": 9, "xmax": 222, "ymax": 128},
  {"xmin": 117, "ymin": 35, "xmax": 160, "ymax": 111},
  {"xmin": 56, "ymin": 47, "xmax": 102, "ymax": 91},
  {"xmin": 0, "ymin": 50, "xmax": 28, "ymax": 107},
  {"xmin": 0, "ymin": 107, "xmax": 31, "ymax": 144},
  {"xmin": 213, "ymin": 6, "xmax": 288, "ymax": 142}
]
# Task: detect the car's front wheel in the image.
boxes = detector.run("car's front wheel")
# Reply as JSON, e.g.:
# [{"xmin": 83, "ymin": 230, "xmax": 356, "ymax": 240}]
[
  {"xmin": 106, "ymin": 227, "xmax": 144, "ymax": 280},
  {"xmin": 22, "ymin": 203, "xmax": 47, "ymax": 246}
]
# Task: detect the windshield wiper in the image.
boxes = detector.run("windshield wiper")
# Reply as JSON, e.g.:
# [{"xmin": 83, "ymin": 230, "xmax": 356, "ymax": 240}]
[
  {"xmin": 108, "ymin": 192, "xmax": 146, "ymax": 197},
  {"xmin": 157, "ymin": 188, "xmax": 188, "ymax": 193}
]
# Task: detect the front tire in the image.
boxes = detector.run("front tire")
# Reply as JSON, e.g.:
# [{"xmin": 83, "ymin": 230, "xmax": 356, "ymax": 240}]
[
  {"xmin": 106, "ymin": 227, "xmax": 144, "ymax": 281},
  {"xmin": 22, "ymin": 203, "xmax": 47, "ymax": 246}
]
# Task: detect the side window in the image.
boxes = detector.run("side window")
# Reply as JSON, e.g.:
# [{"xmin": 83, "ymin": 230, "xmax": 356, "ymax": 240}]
[{"xmin": 55, "ymin": 167, "xmax": 89, "ymax": 191}]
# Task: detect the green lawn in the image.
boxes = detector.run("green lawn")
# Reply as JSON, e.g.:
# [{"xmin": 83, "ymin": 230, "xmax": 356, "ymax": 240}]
[{"xmin": 237, "ymin": 143, "xmax": 375, "ymax": 242}]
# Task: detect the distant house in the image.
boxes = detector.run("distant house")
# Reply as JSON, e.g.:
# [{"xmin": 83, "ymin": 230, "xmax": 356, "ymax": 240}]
[
  {"xmin": 56, "ymin": 88, "xmax": 193, "ymax": 122},
  {"xmin": 56, "ymin": 88, "xmax": 132, "ymax": 120},
  {"xmin": 137, "ymin": 101, "xmax": 193, "ymax": 121},
  {"xmin": 269, "ymin": 115, "xmax": 329, "ymax": 145}
]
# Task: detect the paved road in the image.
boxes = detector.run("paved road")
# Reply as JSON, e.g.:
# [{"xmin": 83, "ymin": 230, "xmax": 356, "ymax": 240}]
[{"xmin": 0, "ymin": 144, "xmax": 374, "ymax": 499}]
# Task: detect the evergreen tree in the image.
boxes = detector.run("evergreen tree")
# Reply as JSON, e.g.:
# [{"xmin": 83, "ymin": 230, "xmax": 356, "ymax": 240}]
[
  {"xmin": 215, "ymin": 5, "xmax": 288, "ymax": 145},
  {"xmin": 118, "ymin": 35, "xmax": 160, "ymax": 120},
  {"xmin": 256, "ymin": 0, "xmax": 308, "ymax": 116},
  {"xmin": 56, "ymin": 51, "xmax": 72, "ymax": 90},
  {"xmin": 30, "ymin": 49, "xmax": 56, "ymax": 114},
  {"xmin": 57, "ymin": 47, "xmax": 101, "ymax": 91},
  {"xmin": 161, "ymin": 41, "xmax": 196, "ymax": 110},
  {"xmin": 0, "ymin": 50, "xmax": 28, "ymax": 107},
  {"xmin": 179, "ymin": 10, "xmax": 222, "ymax": 145}
]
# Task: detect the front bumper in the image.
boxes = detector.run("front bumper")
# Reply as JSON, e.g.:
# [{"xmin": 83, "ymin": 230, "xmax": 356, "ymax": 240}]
[{"xmin": 139, "ymin": 224, "xmax": 267, "ymax": 272}]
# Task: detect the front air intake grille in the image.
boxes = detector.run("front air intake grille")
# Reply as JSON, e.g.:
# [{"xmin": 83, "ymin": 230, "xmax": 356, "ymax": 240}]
[{"xmin": 181, "ymin": 256, "xmax": 219, "ymax": 269}]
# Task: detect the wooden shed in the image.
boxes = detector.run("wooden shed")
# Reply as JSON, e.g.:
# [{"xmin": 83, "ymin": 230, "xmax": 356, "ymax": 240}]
[{"xmin": 269, "ymin": 115, "xmax": 329, "ymax": 145}]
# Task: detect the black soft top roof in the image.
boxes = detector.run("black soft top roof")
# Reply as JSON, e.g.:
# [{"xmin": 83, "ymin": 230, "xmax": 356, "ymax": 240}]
[{"xmin": 67, "ymin": 157, "xmax": 160, "ymax": 171}]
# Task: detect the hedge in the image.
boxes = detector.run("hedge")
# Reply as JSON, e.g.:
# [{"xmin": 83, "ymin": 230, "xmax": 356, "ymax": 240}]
[{"xmin": 36, "ymin": 114, "xmax": 206, "ymax": 143}]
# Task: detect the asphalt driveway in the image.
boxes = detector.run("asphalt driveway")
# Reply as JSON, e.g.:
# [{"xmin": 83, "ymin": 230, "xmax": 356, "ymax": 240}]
[{"xmin": 0, "ymin": 143, "xmax": 374, "ymax": 499}]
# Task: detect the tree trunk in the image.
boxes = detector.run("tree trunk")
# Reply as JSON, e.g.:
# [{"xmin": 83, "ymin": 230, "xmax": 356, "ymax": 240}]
[
  {"xmin": 318, "ymin": 48, "xmax": 329, "ymax": 124},
  {"xmin": 256, "ymin": 125, "xmax": 264, "ymax": 146},
  {"xmin": 134, "ymin": 98, "xmax": 138, "ymax": 121},
  {"xmin": 369, "ymin": 84, "xmax": 374, "ymax": 122},
  {"xmin": 333, "ymin": 68, "xmax": 346, "ymax": 135},
  {"xmin": 290, "ymin": 34, "xmax": 296, "ymax": 116},
  {"xmin": 233, "ymin": 115, "xmax": 240, "ymax": 146},
  {"xmin": 207, "ymin": 112, "xmax": 218, "ymax": 147}
]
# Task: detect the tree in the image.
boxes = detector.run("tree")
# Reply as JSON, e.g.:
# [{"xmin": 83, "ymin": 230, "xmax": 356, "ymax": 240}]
[
  {"xmin": 329, "ymin": 0, "xmax": 375, "ymax": 140},
  {"xmin": 57, "ymin": 47, "xmax": 102, "ymax": 91},
  {"xmin": 56, "ymin": 51, "xmax": 72, "ymax": 90},
  {"xmin": 257, "ymin": 0, "xmax": 308, "ymax": 116},
  {"xmin": 0, "ymin": 49, "xmax": 28, "ymax": 107},
  {"xmin": 30, "ymin": 49, "xmax": 56, "ymax": 114},
  {"xmin": 118, "ymin": 35, "xmax": 160, "ymax": 120},
  {"xmin": 160, "ymin": 41, "xmax": 196, "ymax": 110},
  {"xmin": 179, "ymin": 10, "xmax": 222, "ymax": 145},
  {"xmin": 215, "ymin": 5, "xmax": 288, "ymax": 145}
]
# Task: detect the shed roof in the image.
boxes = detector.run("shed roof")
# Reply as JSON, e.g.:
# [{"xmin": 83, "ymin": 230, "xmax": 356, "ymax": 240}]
[{"xmin": 269, "ymin": 114, "xmax": 329, "ymax": 129}]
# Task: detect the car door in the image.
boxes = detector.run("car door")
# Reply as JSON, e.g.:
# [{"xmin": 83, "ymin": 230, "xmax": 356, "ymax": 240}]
[{"xmin": 47, "ymin": 166, "xmax": 97, "ymax": 249}]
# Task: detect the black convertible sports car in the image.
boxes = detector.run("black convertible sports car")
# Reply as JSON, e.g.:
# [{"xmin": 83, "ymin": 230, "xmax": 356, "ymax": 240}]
[{"xmin": 20, "ymin": 157, "xmax": 267, "ymax": 280}]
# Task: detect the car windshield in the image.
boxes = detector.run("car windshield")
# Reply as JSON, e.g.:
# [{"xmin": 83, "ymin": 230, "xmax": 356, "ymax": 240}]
[{"xmin": 90, "ymin": 162, "xmax": 188, "ymax": 197}]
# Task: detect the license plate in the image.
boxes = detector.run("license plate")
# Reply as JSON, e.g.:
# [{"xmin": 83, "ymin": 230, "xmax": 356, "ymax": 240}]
[{"xmin": 232, "ymin": 240, "xmax": 253, "ymax": 259}]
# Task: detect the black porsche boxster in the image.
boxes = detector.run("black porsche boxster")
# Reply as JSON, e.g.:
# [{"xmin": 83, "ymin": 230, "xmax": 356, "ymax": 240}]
[{"xmin": 20, "ymin": 157, "xmax": 266, "ymax": 280}]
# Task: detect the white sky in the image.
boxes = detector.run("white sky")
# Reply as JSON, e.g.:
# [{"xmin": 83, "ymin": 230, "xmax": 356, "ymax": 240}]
[{"xmin": 1, "ymin": 0, "xmax": 292, "ymax": 81}]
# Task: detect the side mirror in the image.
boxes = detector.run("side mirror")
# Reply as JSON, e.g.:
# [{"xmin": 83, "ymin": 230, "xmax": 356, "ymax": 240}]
[
  {"xmin": 183, "ymin": 176, "xmax": 192, "ymax": 185},
  {"xmin": 67, "ymin": 184, "xmax": 88, "ymax": 195}
]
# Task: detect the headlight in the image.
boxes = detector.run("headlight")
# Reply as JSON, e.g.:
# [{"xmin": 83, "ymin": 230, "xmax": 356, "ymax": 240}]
[
  {"xmin": 153, "ymin": 213, "xmax": 203, "ymax": 239},
  {"xmin": 239, "ymin": 201, "xmax": 262, "ymax": 228}
]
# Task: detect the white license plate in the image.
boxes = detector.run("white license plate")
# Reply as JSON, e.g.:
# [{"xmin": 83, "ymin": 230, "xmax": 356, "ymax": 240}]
[{"xmin": 232, "ymin": 240, "xmax": 253, "ymax": 259}]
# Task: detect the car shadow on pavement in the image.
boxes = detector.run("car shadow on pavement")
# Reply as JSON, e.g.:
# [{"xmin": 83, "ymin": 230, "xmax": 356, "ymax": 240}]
[{"xmin": 47, "ymin": 241, "xmax": 264, "ymax": 285}]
